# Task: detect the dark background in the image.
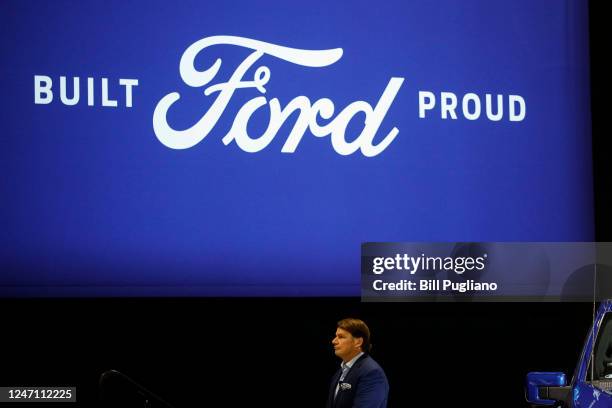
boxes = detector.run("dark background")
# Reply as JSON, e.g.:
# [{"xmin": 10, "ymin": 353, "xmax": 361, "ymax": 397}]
[
  {"xmin": 0, "ymin": 299, "xmax": 595, "ymax": 407},
  {"xmin": 1, "ymin": 1, "xmax": 608, "ymax": 407}
]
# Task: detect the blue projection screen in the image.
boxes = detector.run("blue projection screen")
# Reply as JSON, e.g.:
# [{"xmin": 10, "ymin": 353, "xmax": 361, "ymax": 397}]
[{"xmin": 0, "ymin": 1, "xmax": 593, "ymax": 296}]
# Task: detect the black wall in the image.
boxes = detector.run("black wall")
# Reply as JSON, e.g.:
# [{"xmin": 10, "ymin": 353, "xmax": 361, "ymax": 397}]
[{"xmin": 0, "ymin": 299, "xmax": 594, "ymax": 407}]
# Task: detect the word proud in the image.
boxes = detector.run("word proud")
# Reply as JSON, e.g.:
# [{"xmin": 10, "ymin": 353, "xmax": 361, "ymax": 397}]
[{"xmin": 153, "ymin": 35, "xmax": 404, "ymax": 156}]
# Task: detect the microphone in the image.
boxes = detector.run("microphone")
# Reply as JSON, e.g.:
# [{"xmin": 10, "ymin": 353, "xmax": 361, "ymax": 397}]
[{"xmin": 99, "ymin": 369, "xmax": 176, "ymax": 408}]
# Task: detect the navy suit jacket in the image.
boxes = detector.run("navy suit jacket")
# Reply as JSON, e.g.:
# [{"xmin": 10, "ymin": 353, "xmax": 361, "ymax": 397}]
[{"xmin": 326, "ymin": 354, "xmax": 389, "ymax": 408}]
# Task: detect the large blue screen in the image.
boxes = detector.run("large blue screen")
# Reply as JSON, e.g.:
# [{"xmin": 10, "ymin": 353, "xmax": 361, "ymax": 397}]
[{"xmin": 0, "ymin": 0, "xmax": 593, "ymax": 296}]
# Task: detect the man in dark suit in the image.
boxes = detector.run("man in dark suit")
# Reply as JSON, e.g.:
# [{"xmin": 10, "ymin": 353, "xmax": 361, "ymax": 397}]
[{"xmin": 327, "ymin": 318, "xmax": 389, "ymax": 408}]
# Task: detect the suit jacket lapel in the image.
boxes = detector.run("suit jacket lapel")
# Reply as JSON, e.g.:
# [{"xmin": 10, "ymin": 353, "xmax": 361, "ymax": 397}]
[
  {"xmin": 328, "ymin": 368, "xmax": 342, "ymax": 408},
  {"xmin": 342, "ymin": 354, "xmax": 368, "ymax": 384},
  {"xmin": 332, "ymin": 355, "xmax": 369, "ymax": 407}
]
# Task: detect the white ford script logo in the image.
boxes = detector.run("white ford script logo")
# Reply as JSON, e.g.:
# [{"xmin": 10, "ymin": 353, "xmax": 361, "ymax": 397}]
[{"xmin": 152, "ymin": 35, "xmax": 405, "ymax": 156}]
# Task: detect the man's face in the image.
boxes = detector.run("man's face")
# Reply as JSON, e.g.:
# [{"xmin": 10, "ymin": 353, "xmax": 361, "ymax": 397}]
[{"xmin": 332, "ymin": 328, "xmax": 363, "ymax": 362}]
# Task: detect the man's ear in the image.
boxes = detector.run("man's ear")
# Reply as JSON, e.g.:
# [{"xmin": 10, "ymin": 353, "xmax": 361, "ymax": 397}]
[{"xmin": 354, "ymin": 337, "xmax": 363, "ymax": 350}]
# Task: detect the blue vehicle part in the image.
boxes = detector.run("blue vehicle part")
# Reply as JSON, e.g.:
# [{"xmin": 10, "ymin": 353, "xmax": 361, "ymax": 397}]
[
  {"xmin": 526, "ymin": 372, "xmax": 567, "ymax": 405},
  {"xmin": 527, "ymin": 301, "xmax": 612, "ymax": 407}
]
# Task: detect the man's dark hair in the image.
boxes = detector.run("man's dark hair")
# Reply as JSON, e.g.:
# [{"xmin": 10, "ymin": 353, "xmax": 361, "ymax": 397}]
[{"xmin": 337, "ymin": 318, "xmax": 372, "ymax": 353}]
